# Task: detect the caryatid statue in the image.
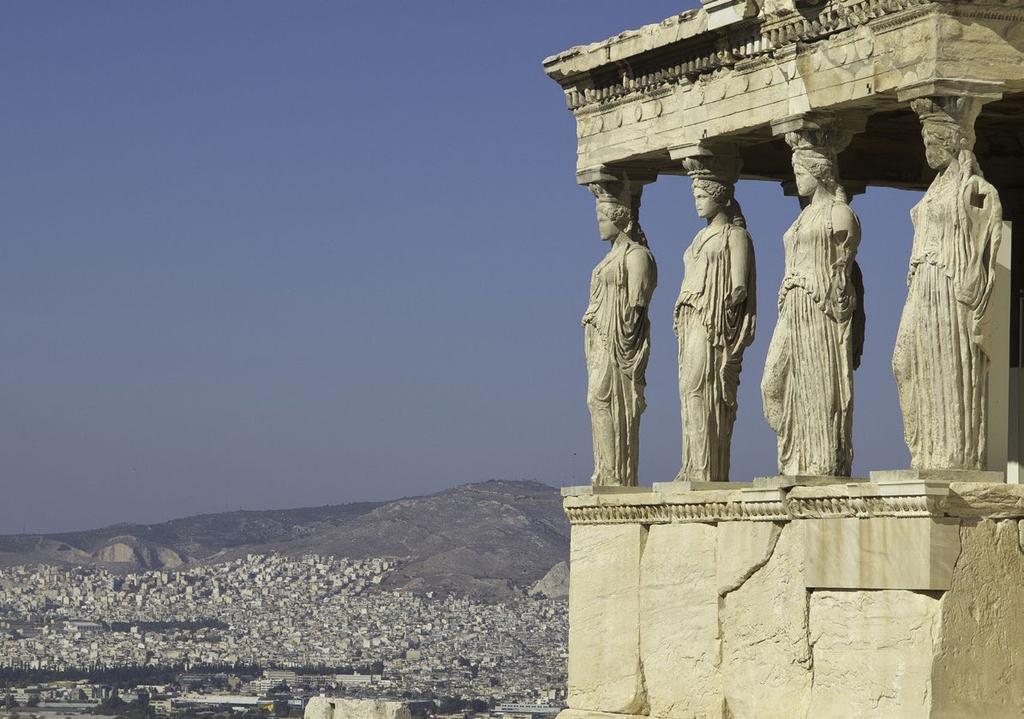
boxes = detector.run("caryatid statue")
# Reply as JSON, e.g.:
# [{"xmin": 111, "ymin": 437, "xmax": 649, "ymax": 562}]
[
  {"xmin": 674, "ymin": 154, "xmax": 756, "ymax": 483},
  {"xmin": 762, "ymin": 127, "xmax": 864, "ymax": 477},
  {"xmin": 583, "ymin": 180, "xmax": 658, "ymax": 486},
  {"xmin": 893, "ymin": 96, "xmax": 1003, "ymax": 470}
]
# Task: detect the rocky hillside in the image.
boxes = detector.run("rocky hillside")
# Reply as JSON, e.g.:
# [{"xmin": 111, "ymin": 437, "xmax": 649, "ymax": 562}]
[{"xmin": 0, "ymin": 480, "xmax": 569, "ymax": 599}]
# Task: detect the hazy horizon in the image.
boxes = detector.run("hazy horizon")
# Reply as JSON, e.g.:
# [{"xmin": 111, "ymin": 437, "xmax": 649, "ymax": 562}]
[{"xmin": 4, "ymin": 1, "xmax": 919, "ymax": 533}]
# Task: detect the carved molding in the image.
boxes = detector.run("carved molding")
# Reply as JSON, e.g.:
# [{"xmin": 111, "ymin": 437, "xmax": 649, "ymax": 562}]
[
  {"xmin": 561, "ymin": 0, "xmax": 962, "ymax": 113},
  {"xmin": 562, "ymin": 481, "xmax": 1024, "ymax": 525},
  {"xmin": 564, "ymin": 499, "xmax": 789, "ymax": 525}
]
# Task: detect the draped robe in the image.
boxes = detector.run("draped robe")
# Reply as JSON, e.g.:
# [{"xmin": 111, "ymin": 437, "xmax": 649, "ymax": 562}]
[
  {"xmin": 762, "ymin": 200, "xmax": 861, "ymax": 476},
  {"xmin": 892, "ymin": 166, "xmax": 1002, "ymax": 469},
  {"xmin": 675, "ymin": 223, "xmax": 756, "ymax": 482},
  {"xmin": 583, "ymin": 239, "xmax": 657, "ymax": 486}
]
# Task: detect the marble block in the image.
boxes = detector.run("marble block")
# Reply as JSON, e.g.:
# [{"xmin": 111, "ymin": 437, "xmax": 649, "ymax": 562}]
[
  {"xmin": 720, "ymin": 522, "xmax": 811, "ymax": 718},
  {"xmin": 640, "ymin": 524, "xmax": 720, "ymax": 718},
  {"xmin": 931, "ymin": 519, "xmax": 1024, "ymax": 718},
  {"xmin": 871, "ymin": 468, "xmax": 1005, "ymax": 484},
  {"xmin": 753, "ymin": 475, "xmax": 868, "ymax": 489},
  {"xmin": 807, "ymin": 591, "xmax": 941, "ymax": 718},
  {"xmin": 566, "ymin": 524, "xmax": 647, "ymax": 714},
  {"xmin": 653, "ymin": 480, "xmax": 753, "ymax": 493},
  {"xmin": 803, "ymin": 517, "xmax": 960, "ymax": 590}
]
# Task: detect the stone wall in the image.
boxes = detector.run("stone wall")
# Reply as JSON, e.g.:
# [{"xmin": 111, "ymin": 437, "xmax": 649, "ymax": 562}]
[{"xmin": 559, "ymin": 482, "xmax": 1024, "ymax": 719}]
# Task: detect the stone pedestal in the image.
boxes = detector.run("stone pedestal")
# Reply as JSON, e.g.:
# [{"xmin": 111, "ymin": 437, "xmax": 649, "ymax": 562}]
[{"xmin": 560, "ymin": 481, "xmax": 1024, "ymax": 719}]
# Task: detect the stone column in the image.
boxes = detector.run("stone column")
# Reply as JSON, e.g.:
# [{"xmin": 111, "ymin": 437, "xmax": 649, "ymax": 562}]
[
  {"xmin": 889, "ymin": 82, "xmax": 1005, "ymax": 477},
  {"xmin": 668, "ymin": 144, "xmax": 756, "ymax": 483},
  {"xmin": 761, "ymin": 114, "xmax": 864, "ymax": 478},
  {"xmin": 577, "ymin": 168, "xmax": 658, "ymax": 487}
]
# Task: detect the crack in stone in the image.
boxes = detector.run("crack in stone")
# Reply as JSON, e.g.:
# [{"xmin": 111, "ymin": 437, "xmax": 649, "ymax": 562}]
[
  {"xmin": 717, "ymin": 522, "xmax": 784, "ymax": 599},
  {"xmin": 716, "ymin": 521, "xmax": 785, "ymax": 708},
  {"xmin": 634, "ymin": 525, "xmax": 650, "ymax": 717},
  {"xmin": 803, "ymin": 591, "xmax": 817, "ymax": 719},
  {"xmin": 636, "ymin": 653, "xmax": 650, "ymax": 716}
]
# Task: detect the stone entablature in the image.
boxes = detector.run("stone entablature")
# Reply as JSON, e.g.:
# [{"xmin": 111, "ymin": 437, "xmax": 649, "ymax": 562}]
[{"xmin": 544, "ymin": 1, "xmax": 1024, "ymax": 189}]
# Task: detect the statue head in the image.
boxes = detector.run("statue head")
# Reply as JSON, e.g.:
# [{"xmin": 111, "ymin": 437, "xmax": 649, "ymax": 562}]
[
  {"xmin": 911, "ymin": 97, "xmax": 981, "ymax": 172},
  {"xmin": 682, "ymin": 153, "xmax": 746, "ymax": 227},
  {"xmin": 786, "ymin": 128, "xmax": 851, "ymax": 202},
  {"xmin": 589, "ymin": 181, "xmax": 634, "ymax": 243},
  {"xmin": 691, "ymin": 179, "xmax": 732, "ymax": 219}
]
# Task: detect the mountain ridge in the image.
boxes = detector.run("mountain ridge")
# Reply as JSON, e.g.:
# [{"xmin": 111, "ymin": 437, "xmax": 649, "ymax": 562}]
[{"xmin": 0, "ymin": 480, "xmax": 569, "ymax": 599}]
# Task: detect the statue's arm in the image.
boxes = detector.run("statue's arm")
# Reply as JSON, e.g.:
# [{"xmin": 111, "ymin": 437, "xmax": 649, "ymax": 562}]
[
  {"xmin": 625, "ymin": 249, "xmax": 656, "ymax": 309},
  {"xmin": 727, "ymin": 228, "xmax": 750, "ymax": 306},
  {"xmin": 829, "ymin": 205, "xmax": 861, "ymax": 318},
  {"xmin": 831, "ymin": 204, "xmax": 861, "ymax": 258}
]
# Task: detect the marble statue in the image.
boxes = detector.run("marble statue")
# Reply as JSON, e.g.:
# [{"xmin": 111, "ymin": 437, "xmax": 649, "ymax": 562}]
[
  {"xmin": 583, "ymin": 181, "xmax": 658, "ymax": 486},
  {"xmin": 674, "ymin": 160, "xmax": 756, "ymax": 482},
  {"xmin": 893, "ymin": 96, "xmax": 1003, "ymax": 470},
  {"xmin": 761, "ymin": 129, "xmax": 863, "ymax": 476}
]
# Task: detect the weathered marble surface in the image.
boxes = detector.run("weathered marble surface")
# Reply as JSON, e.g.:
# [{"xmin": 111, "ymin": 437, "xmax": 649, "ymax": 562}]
[
  {"xmin": 803, "ymin": 516, "xmax": 960, "ymax": 590},
  {"xmin": 893, "ymin": 95, "xmax": 1004, "ymax": 471},
  {"xmin": 720, "ymin": 522, "xmax": 811, "ymax": 718},
  {"xmin": 566, "ymin": 524, "xmax": 646, "ymax": 714},
  {"xmin": 807, "ymin": 591, "xmax": 941, "ymax": 718},
  {"xmin": 640, "ymin": 524, "xmax": 719, "ymax": 718},
  {"xmin": 931, "ymin": 519, "xmax": 1024, "ymax": 718},
  {"xmin": 762, "ymin": 127, "xmax": 862, "ymax": 477},
  {"xmin": 584, "ymin": 181, "xmax": 657, "ymax": 487},
  {"xmin": 561, "ymin": 483, "xmax": 1024, "ymax": 718},
  {"xmin": 675, "ymin": 152, "xmax": 756, "ymax": 483}
]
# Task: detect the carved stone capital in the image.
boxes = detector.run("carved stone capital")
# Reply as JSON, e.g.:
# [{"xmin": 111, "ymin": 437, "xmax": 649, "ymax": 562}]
[
  {"xmin": 576, "ymin": 166, "xmax": 657, "ymax": 189},
  {"xmin": 896, "ymin": 78, "xmax": 1004, "ymax": 105},
  {"xmin": 580, "ymin": 167, "xmax": 658, "ymax": 238},
  {"xmin": 909, "ymin": 94, "xmax": 988, "ymax": 151},
  {"xmin": 672, "ymin": 143, "xmax": 743, "ymax": 186},
  {"xmin": 900, "ymin": 81, "xmax": 1004, "ymax": 154},
  {"xmin": 771, "ymin": 112, "xmax": 867, "ymax": 140}
]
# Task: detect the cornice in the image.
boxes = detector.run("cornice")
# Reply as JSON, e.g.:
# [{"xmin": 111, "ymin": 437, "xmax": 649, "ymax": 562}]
[{"xmin": 557, "ymin": 0, "xmax": 959, "ymax": 113}]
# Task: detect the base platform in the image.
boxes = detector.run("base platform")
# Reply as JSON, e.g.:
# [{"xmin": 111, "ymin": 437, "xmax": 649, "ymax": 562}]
[{"xmin": 563, "ymin": 479, "xmax": 1024, "ymax": 718}]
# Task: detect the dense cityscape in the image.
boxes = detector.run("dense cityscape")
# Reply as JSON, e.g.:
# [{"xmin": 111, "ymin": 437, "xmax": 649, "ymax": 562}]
[{"xmin": 0, "ymin": 555, "xmax": 567, "ymax": 718}]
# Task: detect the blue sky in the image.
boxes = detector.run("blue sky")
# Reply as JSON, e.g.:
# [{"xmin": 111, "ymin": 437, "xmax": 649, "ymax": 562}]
[{"xmin": 0, "ymin": 2, "xmax": 917, "ymax": 532}]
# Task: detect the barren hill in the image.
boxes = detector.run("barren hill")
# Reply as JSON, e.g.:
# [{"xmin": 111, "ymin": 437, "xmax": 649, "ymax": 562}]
[{"xmin": 0, "ymin": 480, "xmax": 568, "ymax": 599}]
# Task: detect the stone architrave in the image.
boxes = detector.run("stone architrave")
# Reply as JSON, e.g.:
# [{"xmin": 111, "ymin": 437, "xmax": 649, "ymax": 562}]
[
  {"xmin": 761, "ymin": 122, "xmax": 863, "ymax": 477},
  {"xmin": 893, "ymin": 95, "xmax": 1004, "ymax": 471},
  {"xmin": 675, "ymin": 148, "xmax": 756, "ymax": 483},
  {"xmin": 583, "ymin": 180, "xmax": 658, "ymax": 487}
]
